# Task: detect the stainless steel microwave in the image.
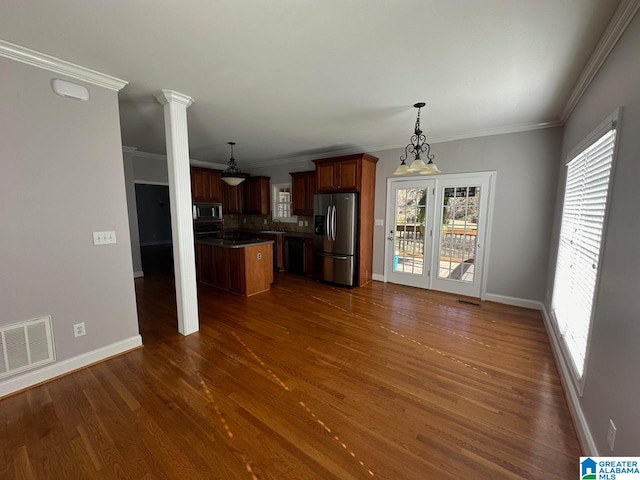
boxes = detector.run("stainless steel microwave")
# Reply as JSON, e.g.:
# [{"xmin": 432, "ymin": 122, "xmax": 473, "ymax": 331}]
[{"xmin": 193, "ymin": 203, "xmax": 223, "ymax": 222}]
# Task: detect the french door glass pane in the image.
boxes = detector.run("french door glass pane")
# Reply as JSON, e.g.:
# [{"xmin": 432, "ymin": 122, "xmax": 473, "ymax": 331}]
[
  {"xmin": 393, "ymin": 188, "xmax": 427, "ymax": 276},
  {"xmin": 438, "ymin": 186, "xmax": 480, "ymax": 282}
]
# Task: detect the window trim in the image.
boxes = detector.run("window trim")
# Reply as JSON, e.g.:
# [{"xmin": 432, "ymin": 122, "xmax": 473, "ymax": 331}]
[
  {"xmin": 550, "ymin": 107, "xmax": 622, "ymax": 396},
  {"xmin": 271, "ymin": 182, "xmax": 297, "ymax": 223}
]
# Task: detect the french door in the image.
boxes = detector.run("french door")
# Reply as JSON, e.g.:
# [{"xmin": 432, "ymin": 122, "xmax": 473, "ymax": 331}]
[
  {"xmin": 385, "ymin": 173, "xmax": 493, "ymax": 298},
  {"xmin": 386, "ymin": 180, "xmax": 436, "ymax": 288}
]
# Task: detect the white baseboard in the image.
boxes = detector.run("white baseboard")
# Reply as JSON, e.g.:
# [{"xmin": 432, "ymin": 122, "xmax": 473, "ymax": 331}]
[
  {"xmin": 372, "ymin": 273, "xmax": 385, "ymax": 282},
  {"xmin": 0, "ymin": 335, "xmax": 143, "ymax": 398},
  {"xmin": 134, "ymin": 270, "xmax": 144, "ymax": 278},
  {"xmin": 485, "ymin": 293, "xmax": 543, "ymax": 310},
  {"xmin": 540, "ymin": 305, "xmax": 598, "ymax": 456}
]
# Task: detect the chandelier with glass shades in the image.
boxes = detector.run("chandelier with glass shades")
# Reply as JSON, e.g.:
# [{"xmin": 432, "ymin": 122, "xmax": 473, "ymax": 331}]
[
  {"xmin": 393, "ymin": 102, "xmax": 440, "ymax": 175},
  {"xmin": 221, "ymin": 141, "xmax": 249, "ymax": 186}
]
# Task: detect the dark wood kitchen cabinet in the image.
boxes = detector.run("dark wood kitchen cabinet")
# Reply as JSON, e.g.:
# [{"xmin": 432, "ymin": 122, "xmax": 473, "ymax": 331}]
[
  {"xmin": 312, "ymin": 153, "xmax": 378, "ymax": 286},
  {"xmin": 257, "ymin": 232, "xmax": 285, "ymax": 272},
  {"xmin": 304, "ymin": 238, "xmax": 314, "ymax": 275},
  {"xmin": 222, "ymin": 181, "xmax": 243, "ymax": 214},
  {"xmin": 197, "ymin": 243, "xmax": 214, "ymax": 284},
  {"xmin": 191, "ymin": 167, "xmax": 222, "ymax": 203},
  {"xmin": 197, "ymin": 242, "xmax": 274, "ymax": 296},
  {"xmin": 314, "ymin": 156, "xmax": 359, "ymax": 192},
  {"xmin": 290, "ymin": 170, "xmax": 316, "ymax": 216},
  {"xmin": 243, "ymin": 176, "xmax": 271, "ymax": 215}
]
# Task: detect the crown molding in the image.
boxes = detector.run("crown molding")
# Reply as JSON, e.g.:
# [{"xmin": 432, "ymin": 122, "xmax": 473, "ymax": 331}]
[
  {"xmin": 247, "ymin": 120, "xmax": 562, "ymax": 168},
  {"xmin": 153, "ymin": 89, "xmax": 194, "ymax": 108},
  {"xmin": 0, "ymin": 39, "xmax": 128, "ymax": 91},
  {"xmin": 561, "ymin": 0, "xmax": 640, "ymax": 122}
]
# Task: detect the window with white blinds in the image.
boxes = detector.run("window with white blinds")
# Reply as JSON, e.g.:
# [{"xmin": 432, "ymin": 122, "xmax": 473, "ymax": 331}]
[{"xmin": 551, "ymin": 119, "xmax": 618, "ymax": 387}]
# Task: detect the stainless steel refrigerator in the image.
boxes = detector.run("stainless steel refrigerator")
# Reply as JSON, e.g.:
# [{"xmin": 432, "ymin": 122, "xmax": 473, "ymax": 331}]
[{"xmin": 313, "ymin": 192, "xmax": 358, "ymax": 287}]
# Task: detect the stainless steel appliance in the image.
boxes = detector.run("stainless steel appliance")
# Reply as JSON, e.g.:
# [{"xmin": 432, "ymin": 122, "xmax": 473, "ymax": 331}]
[
  {"xmin": 193, "ymin": 203, "xmax": 223, "ymax": 222},
  {"xmin": 313, "ymin": 193, "xmax": 358, "ymax": 287}
]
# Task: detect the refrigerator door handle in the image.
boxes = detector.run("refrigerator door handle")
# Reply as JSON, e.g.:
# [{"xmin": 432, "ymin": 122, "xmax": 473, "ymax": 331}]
[
  {"xmin": 332, "ymin": 205, "xmax": 337, "ymax": 242},
  {"xmin": 326, "ymin": 205, "xmax": 332, "ymax": 242}
]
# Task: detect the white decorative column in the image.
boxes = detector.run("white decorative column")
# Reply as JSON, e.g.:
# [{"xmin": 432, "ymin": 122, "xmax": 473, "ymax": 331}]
[{"xmin": 153, "ymin": 89, "xmax": 199, "ymax": 336}]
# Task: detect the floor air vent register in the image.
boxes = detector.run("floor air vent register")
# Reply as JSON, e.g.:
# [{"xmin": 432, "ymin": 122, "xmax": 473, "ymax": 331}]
[{"xmin": 0, "ymin": 316, "xmax": 55, "ymax": 379}]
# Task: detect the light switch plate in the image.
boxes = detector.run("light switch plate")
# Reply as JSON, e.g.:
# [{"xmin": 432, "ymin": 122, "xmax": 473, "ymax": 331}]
[{"xmin": 375, "ymin": 219, "xmax": 384, "ymax": 226}]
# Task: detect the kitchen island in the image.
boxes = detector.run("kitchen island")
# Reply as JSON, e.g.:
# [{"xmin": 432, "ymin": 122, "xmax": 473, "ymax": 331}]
[{"xmin": 196, "ymin": 238, "xmax": 274, "ymax": 296}]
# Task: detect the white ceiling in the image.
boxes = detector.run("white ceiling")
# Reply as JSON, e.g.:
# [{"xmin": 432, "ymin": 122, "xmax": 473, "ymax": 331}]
[{"xmin": 0, "ymin": 0, "xmax": 620, "ymax": 166}]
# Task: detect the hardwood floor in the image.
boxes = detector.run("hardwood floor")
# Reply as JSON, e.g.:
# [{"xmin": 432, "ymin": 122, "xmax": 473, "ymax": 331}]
[{"xmin": 1, "ymin": 273, "xmax": 581, "ymax": 479}]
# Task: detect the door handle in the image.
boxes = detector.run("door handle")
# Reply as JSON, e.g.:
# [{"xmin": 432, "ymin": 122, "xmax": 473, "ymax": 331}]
[
  {"xmin": 387, "ymin": 236, "xmax": 394, "ymax": 241},
  {"xmin": 332, "ymin": 205, "xmax": 337, "ymax": 241},
  {"xmin": 326, "ymin": 205, "xmax": 332, "ymax": 241}
]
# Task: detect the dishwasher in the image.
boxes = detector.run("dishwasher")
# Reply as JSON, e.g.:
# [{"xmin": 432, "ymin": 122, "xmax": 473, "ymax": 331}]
[{"xmin": 285, "ymin": 237, "xmax": 305, "ymax": 274}]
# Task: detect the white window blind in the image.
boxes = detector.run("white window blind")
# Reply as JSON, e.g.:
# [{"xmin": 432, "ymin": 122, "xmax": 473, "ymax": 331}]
[{"xmin": 551, "ymin": 125, "xmax": 616, "ymax": 382}]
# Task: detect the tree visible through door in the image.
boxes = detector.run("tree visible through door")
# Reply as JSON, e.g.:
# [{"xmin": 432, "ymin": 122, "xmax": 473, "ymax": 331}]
[{"xmin": 438, "ymin": 186, "xmax": 480, "ymax": 282}]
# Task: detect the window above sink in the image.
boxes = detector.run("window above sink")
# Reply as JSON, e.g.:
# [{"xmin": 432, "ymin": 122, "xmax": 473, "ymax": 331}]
[{"xmin": 272, "ymin": 183, "xmax": 297, "ymax": 223}]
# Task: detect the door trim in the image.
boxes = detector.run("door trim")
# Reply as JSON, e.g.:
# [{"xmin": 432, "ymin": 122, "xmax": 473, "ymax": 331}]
[{"xmin": 383, "ymin": 171, "xmax": 496, "ymax": 300}]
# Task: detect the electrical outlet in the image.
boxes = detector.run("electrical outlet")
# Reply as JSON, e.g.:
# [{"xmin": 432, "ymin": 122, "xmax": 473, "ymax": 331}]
[
  {"xmin": 304, "ymin": 220, "xmax": 308, "ymax": 227},
  {"xmin": 607, "ymin": 419, "xmax": 617, "ymax": 451},
  {"xmin": 73, "ymin": 322, "xmax": 86, "ymax": 338},
  {"xmin": 257, "ymin": 253, "xmax": 262, "ymax": 260},
  {"xmin": 93, "ymin": 231, "xmax": 117, "ymax": 245},
  {"xmin": 299, "ymin": 221, "xmax": 304, "ymax": 227},
  {"xmin": 263, "ymin": 219, "xmax": 267, "ymax": 225}
]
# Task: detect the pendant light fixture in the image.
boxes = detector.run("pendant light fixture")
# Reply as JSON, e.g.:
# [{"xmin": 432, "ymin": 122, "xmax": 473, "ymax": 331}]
[
  {"xmin": 221, "ymin": 141, "xmax": 248, "ymax": 186},
  {"xmin": 393, "ymin": 102, "xmax": 440, "ymax": 175}
]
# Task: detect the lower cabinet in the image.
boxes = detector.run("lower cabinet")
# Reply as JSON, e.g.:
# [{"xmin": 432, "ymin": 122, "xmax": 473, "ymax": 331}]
[
  {"xmin": 257, "ymin": 233, "xmax": 285, "ymax": 272},
  {"xmin": 227, "ymin": 248, "xmax": 244, "ymax": 294},
  {"xmin": 197, "ymin": 242, "xmax": 274, "ymax": 296},
  {"xmin": 304, "ymin": 238, "xmax": 314, "ymax": 275}
]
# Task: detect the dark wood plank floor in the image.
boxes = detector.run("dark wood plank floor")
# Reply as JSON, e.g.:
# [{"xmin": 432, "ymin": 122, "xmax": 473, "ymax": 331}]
[{"xmin": 1, "ymin": 273, "xmax": 581, "ymax": 479}]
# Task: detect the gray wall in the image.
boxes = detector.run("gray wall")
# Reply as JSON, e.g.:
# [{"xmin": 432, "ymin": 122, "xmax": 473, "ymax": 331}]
[
  {"xmin": 249, "ymin": 129, "xmax": 561, "ymax": 302},
  {"xmin": 546, "ymin": 12, "xmax": 640, "ymax": 455},
  {"xmin": 373, "ymin": 128, "xmax": 563, "ymax": 301},
  {"xmin": 247, "ymin": 161, "xmax": 316, "ymax": 183},
  {"xmin": 0, "ymin": 58, "xmax": 140, "ymax": 363},
  {"xmin": 133, "ymin": 156, "xmax": 170, "ymax": 184}
]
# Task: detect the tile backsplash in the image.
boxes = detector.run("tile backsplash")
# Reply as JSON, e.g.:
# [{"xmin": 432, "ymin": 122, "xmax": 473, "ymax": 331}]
[{"xmin": 223, "ymin": 214, "xmax": 314, "ymax": 233}]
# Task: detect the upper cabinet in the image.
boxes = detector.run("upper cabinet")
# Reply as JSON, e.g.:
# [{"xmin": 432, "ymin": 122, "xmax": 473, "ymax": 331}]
[
  {"xmin": 191, "ymin": 167, "xmax": 222, "ymax": 203},
  {"xmin": 290, "ymin": 170, "xmax": 316, "ymax": 216},
  {"xmin": 243, "ymin": 176, "xmax": 271, "ymax": 215},
  {"xmin": 313, "ymin": 156, "xmax": 360, "ymax": 192},
  {"xmin": 222, "ymin": 181, "xmax": 243, "ymax": 214}
]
